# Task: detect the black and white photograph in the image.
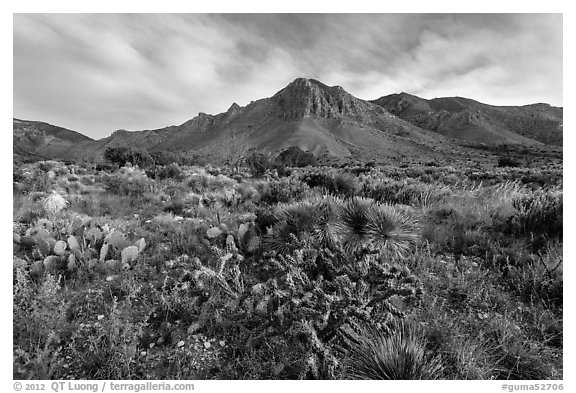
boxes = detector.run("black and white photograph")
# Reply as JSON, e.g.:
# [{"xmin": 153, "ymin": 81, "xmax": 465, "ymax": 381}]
[{"xmin": 10, "ymin": 9, "xmax": 565, "ymax": 387}]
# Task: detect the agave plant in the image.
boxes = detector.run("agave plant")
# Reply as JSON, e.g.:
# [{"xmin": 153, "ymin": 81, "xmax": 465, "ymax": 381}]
[{"xmin": 344, "ymin": 320, "xmax": 443, "ymax": 380}]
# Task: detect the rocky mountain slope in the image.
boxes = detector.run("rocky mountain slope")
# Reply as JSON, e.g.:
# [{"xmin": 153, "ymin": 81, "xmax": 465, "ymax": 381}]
[
  {"xmin": 13, "ymin": 78, "xmax": 563, "ymax": 164},
  {"xmin": 372, "ymin": 93, "xmax": 563, "ymax": 146},
  {"xmin": 13, "ymin": 119, "xmax": 94, "ymax": 163},
  {"xmin": 84, "ymin": 78, "xmax": 460, "ymax": 163}
]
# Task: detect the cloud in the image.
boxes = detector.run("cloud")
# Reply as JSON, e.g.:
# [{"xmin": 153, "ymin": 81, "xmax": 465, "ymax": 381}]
[{"xmin": 13, "ymin": 14, "xmax": 562, "ymax": 139}]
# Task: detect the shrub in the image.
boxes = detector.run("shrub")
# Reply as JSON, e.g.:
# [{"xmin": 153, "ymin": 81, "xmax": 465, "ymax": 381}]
[
  {"xmin": 263, "ymin": 196, "xmax": 339, "ymax": 254},
  {"xmin": 365, "ymin": 204, "xmax": 422, "ymax": 256},
  {"xmin": 256, "ymin": 177, "xmax": 310, "ymax": 205},
  {"xmin": 245, "ymin": 152, "xmax": 274, "ymax": 177},
  {"xmin": 333, "ymin": 197, "xmax": 372, "ymax": 251},
  {"xmin": 497, "ymin": 156, "xmax": 522, "ymax": 168},
  {"xmin": 104, "ymin": 147, "xmax": 154, "ymax": 168},
  {"xmin": 362, "ymin": 179, "xmax": 448, "ymax": 207},
  {"xmin": 14, "ymin": 270, "xmax": 69, "ymax": 379},
  {"xmin": 510, "ymin": 189, "xmax": 562, "ymax": 239},
  {"xmin": 101, "ymin": 167, "xmax": 155, "ymax": 197},
  {"xmin": 302, "ymin": 172, "xmax": 357, "ymax": 197},
  {"xmin": 14, "ymin": 167, "xmax": 52, "ymax": 194},
  {"xmin": 41, "ymin": 191, "xmax": 69, "ymax": 216},
  {"xmin": 157, "ymin": 163, "xmax": 184, "ymax": 181},
  {"xmin": 275, "ymin": 146, "xmax": 316, "ymax": 167},
  {"xmin": 334, "ymin": 197, "xmax": 421, "ymax": 256},
  {"xmin": 189, "ymin": 244, "xmax": 423, "ymax": 379},
  {"xmin": 344, "ymin": 320, "xmax": 443, "ymax": 380}
]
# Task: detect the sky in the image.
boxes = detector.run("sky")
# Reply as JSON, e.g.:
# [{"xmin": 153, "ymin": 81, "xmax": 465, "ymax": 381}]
[{"xmin": 13, "ymin": 13, "xmax": 563, "ymax": 139}]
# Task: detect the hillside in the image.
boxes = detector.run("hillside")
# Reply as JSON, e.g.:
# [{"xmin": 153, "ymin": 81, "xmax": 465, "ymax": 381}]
[
  {"xmin": 372, "ymin": 93, "xmax": 563, "ymax": 146},
  {"xmin": 13, "ymin": 119, "xmax": 94, "ymax": 163},
  {"xmin": 14, "ymin": 78, "xmax": 563, "ymax": 165}
]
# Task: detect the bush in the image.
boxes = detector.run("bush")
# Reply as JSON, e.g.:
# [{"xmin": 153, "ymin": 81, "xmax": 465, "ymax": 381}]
[
  {"xmin": 256, "ymin": 177, "xmax": 310, "ymax": 205},
  {"xmin": 275, "ymin": 146, "xmax": 316, "ymax": 167},
  {"xmin": 245, "ymin": 152, "xmax": 274, "ymax": 177},
  {"xmin": 263, "ymin": 196, "xmax": 339, "ymax": 254},
  {"xmin": 104, "ymin": 147, "xmax": 154, "ymax": 168},
  {"xmin": 302, "ymin": 172, "xmax": 357, "ymax": 197},
  {"xmin": 157, "ymin": 163, "xmax": 184, "ymax": 181},
  {"xmin": 334, "ymin": 197, "xmax": 421, "ymax": 256},
  {"xmin": 344, "ymin": 320, "xmax": 443, "ymax": 380},
  {"xmin": 149, "ymin": 151, "xmax": 194, "ymax": 166},
  {"xmin": 508, "ymin": 188, "xmax": 562, "ymax": 245},
  {"xmin": 14, "ymin": 168, "xmax": 52, "ymax": 194},
  {"xmin": 101, "ymin": 168, "xmax": 155, "ymax": 197},
  {"xmin": 362, "ymin": 179, "xmax": 448, "ymax": 207},
  {"xmin": 498, "ymin": 156, "xmax": 521, "ymax": 168},
  {"xmin": 188, "ymin": 243, "xmax": 423, "ymax": 379}
]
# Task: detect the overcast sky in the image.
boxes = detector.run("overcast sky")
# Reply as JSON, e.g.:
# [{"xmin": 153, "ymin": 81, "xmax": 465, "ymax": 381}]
[{"xmin": 13, "ymin": 13, "xmax": 563, "ymax": 139}]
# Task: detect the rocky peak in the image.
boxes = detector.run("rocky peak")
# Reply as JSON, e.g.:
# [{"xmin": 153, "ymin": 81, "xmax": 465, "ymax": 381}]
[
  {"xmin": 226, "ymin": 102, "xmax": 242, "ymax": 119},
  {"xmin": 272, "ymin": 77, "xmax": 364, "ymax": 120},
  {"xmin": 180, "ymin": 112, "xmax": 215, "ymax": 130},
  {"xmin": 227, "ymin": 102, "xmax": 241, "ymax": 113}
]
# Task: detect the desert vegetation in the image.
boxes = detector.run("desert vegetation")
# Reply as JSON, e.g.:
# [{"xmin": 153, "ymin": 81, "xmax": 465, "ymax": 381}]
[{"xmin": 13, "ymin": 151, "xmax": 562, "ymax": 380}]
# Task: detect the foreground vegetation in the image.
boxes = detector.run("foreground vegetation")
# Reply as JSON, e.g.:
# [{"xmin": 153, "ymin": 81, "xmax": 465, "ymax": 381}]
[{"xmin": 13, "ymin": 155, "xmax": 562, "ymax": 379}]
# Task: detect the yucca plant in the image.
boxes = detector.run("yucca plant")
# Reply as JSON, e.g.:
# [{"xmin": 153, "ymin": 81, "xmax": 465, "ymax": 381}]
[
  {"xmin": 344, "ymin": 320, "xmax": 443, "ymax": 380},
  {"xmin": 264, "ymin": 196, "xmax": 339, "ymax": 254},
  {"xmin": 365, "ymin": 204, "xmax": 421, "ymax": 256},
  {"xmin": 335, "ymin": 197, "xmax": 421, "ymax": 256},
  {"xmin": 41, "ymin": 191, "xmax": 68, "ymax": 216},
  {"xmin": 333, "ymin": 197, "xmax": 373, "ymax": 252}
]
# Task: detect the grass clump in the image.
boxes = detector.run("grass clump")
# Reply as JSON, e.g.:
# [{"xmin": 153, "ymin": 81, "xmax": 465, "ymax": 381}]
[{"xmin": 344, "ymin": 320, "xmax": 443, "ymax": 380}]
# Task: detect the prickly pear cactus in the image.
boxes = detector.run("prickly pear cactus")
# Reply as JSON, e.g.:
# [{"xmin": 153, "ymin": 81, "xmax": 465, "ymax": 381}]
[
  {"xmin": 67, "ymin": 235, "xmax": 80, "ymax": 251},
  {"xmin": 121, "ymin": 246, "xmax": 139, "ymax": 265},
  {"xmin": 99, "ymin": 243, "xmax": 109, "ymax": 263},
  {"xmin": 54, "ymin": 240, "xmax": 67, "ymax": 256},
  {"xmin": 137, "ymin": 238, "xmax": 146, "ymax": 253}
]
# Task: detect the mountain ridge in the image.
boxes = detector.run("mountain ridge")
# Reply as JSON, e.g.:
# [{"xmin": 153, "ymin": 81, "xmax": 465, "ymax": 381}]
[
  {"xmin": 371, "ymin": 92, "xmax": 562, "ymax": 146},
  {"xmin": 13, "ymin": 77, "xmax": 563, "ymax": 164}
]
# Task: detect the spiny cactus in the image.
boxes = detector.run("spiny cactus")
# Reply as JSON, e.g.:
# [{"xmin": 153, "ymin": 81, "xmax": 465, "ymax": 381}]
[
  {"xmin": 53, "ymin": 240, "xmax": 67, "ymax": 256},
  {"xmin": 99, "ymin": 243, "xmax": 109, "ymax": 263},
  {"xmin": 121, "ymin": 246, "xmax": 139, "ymax": 265},
  {"xmin": 237, "ymin": 222, "xmax": 260, "ymax": 253},
  {"xmin": 67, "ymin": 235, "xmax": 80, "ymax": 251},
  {"xmin": 105, "ymin": 230, "xmax": 128, "ymax": 249}
]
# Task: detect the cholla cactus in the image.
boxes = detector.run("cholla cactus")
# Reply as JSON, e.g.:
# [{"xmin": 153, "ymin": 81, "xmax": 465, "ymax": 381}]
[{"xmin": 41, "ymin": 191, "xmax": 68, "ymax": 216}]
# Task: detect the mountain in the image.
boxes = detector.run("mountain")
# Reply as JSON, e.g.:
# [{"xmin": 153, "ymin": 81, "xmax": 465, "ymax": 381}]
[
  {"xmin": 85, "ymin": 78, "xmax": 458, "ymax": 164},
  {"xmin": 13, "ymin": 78, "xmax": 563, "ymax": 165},
  {"xmin": 13, "ymin": 119, "xmax": 94, "ymax": 163},
  {"xmin": 371, "ymin": 93, "xmax": 563, "ymax": 146}
]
